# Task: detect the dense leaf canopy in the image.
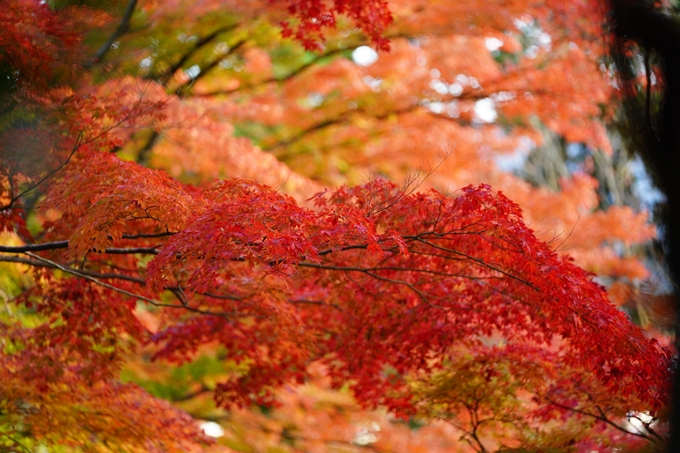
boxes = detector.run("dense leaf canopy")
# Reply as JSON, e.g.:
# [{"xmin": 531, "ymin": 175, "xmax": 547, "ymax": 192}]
[{"xmin": 0, "ymin": 0, "xmax": 674, "ymax": 451}]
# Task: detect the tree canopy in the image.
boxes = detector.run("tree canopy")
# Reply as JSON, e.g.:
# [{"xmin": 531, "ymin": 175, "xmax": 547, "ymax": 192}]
[{"xmin": 0, "ymin": 0, "xmax": 674, "ymax": 451}]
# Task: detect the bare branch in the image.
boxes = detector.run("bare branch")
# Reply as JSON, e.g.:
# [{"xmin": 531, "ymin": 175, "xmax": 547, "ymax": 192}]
[
  {"xmin": 544, "ymin": 396, "xmax": 656, "ymax": 442},
  {"xmin": 1, "ymin": 131, "xmax": 83, "ymax": 211},
  {"xmin": 0, "ymin": 241, "xmax": 160, "ymax": 254},
  {"xmin": 23, "ymin": 251, "xmax": 160, "ymax": 305},
  {"xmin": 159, "ymin": 25, "xmax": 240, "ymax": 85},
  {"xmin": 89, "ymin": 0, "xmax": 138, "ymax": 66}
]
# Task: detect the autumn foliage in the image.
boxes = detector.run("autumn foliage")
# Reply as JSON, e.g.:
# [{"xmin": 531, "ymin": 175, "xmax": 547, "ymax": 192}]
[{"xmin": 0, "ymin": 0, "xmax": 674, "ymax": 451}]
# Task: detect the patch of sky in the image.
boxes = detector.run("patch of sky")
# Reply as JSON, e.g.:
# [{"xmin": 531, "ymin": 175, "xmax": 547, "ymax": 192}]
[
  {"xmin": 185, "ymin": 64, "xmax": 201, "ymax": 79},
  {"xmin": 307, "ymin": 91, "xmax": 324, "ymax": 107},
  {"xmin": 491, "ymin": 90, "xmax": 516, "ymax": 105},
  {"xmin": 447, "ymin": 102, "xmax": 460, "ymax": 118},
  {"xmin": 200, "ymin": 421, "xmax": 224, "ymax": 438},
  {"xmin": 428, "ymin": 102, "xmax": 445, "ymax": 114},
  {"xmin": 214, "ymin": 42, "xmax": 230, "ymax": 54},
  {"xmin": 177, "ymin": 34, "xmax": 198, "ymax": 44},
  {"xmin": 474, "ymin": 98, "xmax": 497, "ymax": 123},
  {"xmin": 362, "ymin": 75, "xmax": 382, "ymax": 92},
  {"xmin": 353, "ymin": 423, "xmax": 380, "ymax": 446},
  {"xmin": 513, "ymin": 17, "xmax": 552, "ymax": 58},
  {"xmin": 449, "ymin": 82, "xmax": 463, "ymax": 96},
  {"xmin": 565, "ymin": 142, "xmax": 584, "ymax": 173},
  {"xmin": 495, "ymin": 136, "xmax": 534, "ymax": 172},
  {"xmin": 628, "ymin": 155, "xmax": 666, "ymax": 208},
  {"xmin": 139, "ymin": 57, "xmax": 153, "ymax": 69},
  {"xmin": 430, "ymin": 79, "xmax": 449, "ymax": 95},
  {"xmin": 485, "ymin": 37, "xmax": 504, "ymax": 52},
  {"xmin": 352, "ymin": 46, "xmax": 379, "ymax": 66},
  {"xmin": 495, "ymin": 150, "xmax": 529, "ymax": 172}
]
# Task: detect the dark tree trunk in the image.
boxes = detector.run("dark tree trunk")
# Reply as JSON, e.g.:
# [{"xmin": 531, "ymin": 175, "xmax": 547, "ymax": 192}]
[{"xmin": 609, "ymin": 0, "xmax": 680, "ymax": 448}]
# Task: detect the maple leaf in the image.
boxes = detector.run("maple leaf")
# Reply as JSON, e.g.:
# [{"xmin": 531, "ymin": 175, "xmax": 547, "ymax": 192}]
[
  {"xmin": 42, "ymin": 152, "xmax": 201, "ymax": 257},
  {"xmin": 0, "ymin": 0, "xmax": 674, "ymax": 450}
]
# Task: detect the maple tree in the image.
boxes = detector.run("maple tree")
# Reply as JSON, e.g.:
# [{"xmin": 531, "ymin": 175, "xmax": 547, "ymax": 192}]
[{"xmin": 0, "ymin": 0, "xmax": 675, "ymax": 452}]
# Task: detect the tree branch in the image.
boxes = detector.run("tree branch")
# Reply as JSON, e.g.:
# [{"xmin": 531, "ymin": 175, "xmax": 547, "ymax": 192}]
[
  {"xmin": 544, "ymin": 396, "xmax": 655, "ymax": 442},
  {"xmin": 89, "ymin": 0, "xmax": 138, "ymax": 66},
  {"xmin": 193, "ymin": 47, "xmax": 351, "ymax": 97},
  {"xmin": 23, "ymin": 251, "xmax": 160, "ymax": 305},
  {"xmin": 0, "ymin": 241, "xmax": 160, "ymax": 254},
  {"xmin": 160, "ymin": 25, "xmax": 239, "ymax": 85},
  {"xmin": 14, "ymin": 252, "xmax": 245, "ymax": 319},
  {"xmin": 1, "ymin": 131, "xmax": 83, "ymax": 211}
]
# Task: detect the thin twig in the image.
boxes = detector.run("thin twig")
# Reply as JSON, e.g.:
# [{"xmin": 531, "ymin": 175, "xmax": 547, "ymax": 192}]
[
  {"xmin": 2, "ymin": 131, "xmax": 83, "ymax": 210},
  {"xmin": 544, "ymin": 396, "xmax": 655, "ymax": 442},
  {"xmin": 24, "ymin": 251, "xmax": 160, "ymax": 305}
]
